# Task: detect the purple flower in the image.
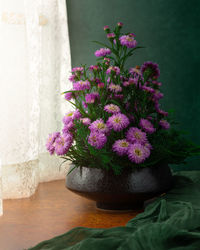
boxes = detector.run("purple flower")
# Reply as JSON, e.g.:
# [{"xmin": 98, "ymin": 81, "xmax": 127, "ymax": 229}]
[
  {"xmin": 69, "ymin": 75, "xmax": 76, "ymax": 83},
  {"xmin": 88, "ymin": 131, "xmax": 107, "ymax": 149},
  {"xmin": 62, "ymin": 111, "xmax": 74, "ymax": 124},
  {"xmin": 73, "ymin": 80, "xmax": 91, "ymax": 91},
  {"xmin": 113, "ymin": 94, "xmax": 124, "ymax": 100},
  {"xmin": 89, "ymin": 119, "xmax": 109, "ymax": 134},
  {"xmin": 152, "ymin": 91, "xmax": 164, "ymax": 101},
  {"xmin": 123, "ymin": 81, "xmax": 130, "ymax": 87},
  {"xmin": 104, "ymin": 25, "xmax": 110, "ymax": 31},
  {"xmin": 54, "ymin": 135, "xmax": 72, "ymax": 156},
  {"xmin": 95, "ymin": 48, "xmax": 111, "ymax": 57},
  {"xmin": 62, "ymin": 121, "xmax": 74, "ymax": 133},
  {"xmin": 126, "ymin": 127, "xmax": 148, "ymax": 144},
  {"xmin": 139, "ymin": 119, "xmax": 156, "ymax": 134},
  {"xmin": 104, "ymin": 104, "xmax": 120, "ymax": 114},
  {"xmin": 107, "ymin": 113, "xmax": 130, "ymax": 132},
  {"xmin": 64, "ymin": 92, "xmax": 73, "ymax": 101},
  {"xmin": 141, "ymin": 61, "xmax": 160, "ymax": 79},
  {"xmin": 97, "ymin": 82, "xmax": 105, "ymax": 88},
  {"xmin": 119, "ymin": 35, "xmax": 137, "ymax": 48},
  {"xmin": 127, "ymin": 143, "xmax": 150, "ymax": 164},
  {"xmin": 89, "ymin": 65, "xmax": 99, "ymax": 71},
  {"xmin": 112, "ymin": 139, "xmax": 129, "ymax": 156},
  {"xmin": 117, "ymin": 22, "xmax": 123, "ymax": 27},
  {"xmin": 72, "ymin": 67, "xmax": 84, "ymax": 74},
  {"xmin": 129, "ymin": 66, "xmax": 141, "ymax": 76},
  {"xmin": 155, "ymin": 103, "xmax": 168, "ymax": 116},
  {"xmin": 80, "ymin": 118, "xmax": 91, "ymax": 126},
  {"xmin": 85, "ymin": 92, "xmax": 100, "ymax": 104},
  {"xmin": 107, "ymin": 33, "xmax": 115, "ymax": 39},
  {"xmin": 108, "ymin": 83, "xmax": 122, "ymax": 93},
  {"xmin": 46, "ymin": 132, "xmax": 60, "ymax": 155},
  {"xmin": 106, "ymin": 66, "xmax": 120, "ymax": 75},
  {"xmin": 82, "ymin": 101, "xmax": 88, "ymax": 109},
  {"xmin": 73, "ymin": 110, "xmax": 82, "ymax": 119},
  {"xmin": 142, "ymin": 86, "xmax": 155, "ymax": 94},
  {"xmin": 159, "ymin": 119, "xmax": 170, "ymax": 130}
]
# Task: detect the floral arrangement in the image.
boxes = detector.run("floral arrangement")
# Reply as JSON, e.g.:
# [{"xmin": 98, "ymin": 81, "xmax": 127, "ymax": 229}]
[{"xmin": 46, "ymin": 22, "xmax": 200, "ymax": 174}]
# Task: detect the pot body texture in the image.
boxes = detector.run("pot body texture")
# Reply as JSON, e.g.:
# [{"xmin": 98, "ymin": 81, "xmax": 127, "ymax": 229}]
[{"xmin": 66, "ymin": 163, "xmax": 173, "ymax": 210}]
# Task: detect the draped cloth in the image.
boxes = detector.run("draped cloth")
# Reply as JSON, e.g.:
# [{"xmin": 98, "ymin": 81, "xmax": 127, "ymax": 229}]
[
  {"xmin": 29, "ymin": 171, "xmax": 200, "ymax": 250},
  {"xmin": 0, "ymin": 0, "xmax": 71, "ymax": 204}
]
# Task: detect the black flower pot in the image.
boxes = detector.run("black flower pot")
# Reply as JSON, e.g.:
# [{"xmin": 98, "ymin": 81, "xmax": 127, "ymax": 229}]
[{"xmin": 66, "ymin": 163, "xmax": 173, "ymax": 210}]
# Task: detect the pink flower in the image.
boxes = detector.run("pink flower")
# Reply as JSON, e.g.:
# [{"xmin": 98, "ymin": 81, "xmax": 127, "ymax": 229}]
[
  {"xmin": 104, "ymin": 104, "xmax": 120, "ymax": 114},
  {"xmin": 112, "ymin": 139, "xmax": 129, "ymax": 156},
  {"xmin": 159, "ymin": 120, "xmax": 170, "ymax": 130},
  {"xmin": 80, "ymin": 118, "xmax": 91, "ymax": 126},
  {"xmin": 107, "ymin": 113, "xmax": 130, "ymax": 132},
  {"xmin": 127, "ymin": 143, "xmax": 150, "ymax": 164},
  {"xmin": 88, "ymin": 131, "xmax": 107, "ymax": 149},
  {"xmin": 73, "ymin": 80, "xmax": 90, "ymax": 91},
  {"xmin": 119, "ymin": 35, "xmax": 137, "ymax": 48},
  {"xmin": 95, "ymin": 48, "xmax": 111, "ymax": 57},
  {"xmin": 108, "ymin": 83, "xmax": 122, "ymax": 93},
  {"xmin": 89, "ymin": 119, "xmax": 109, "ymax": 134},
  {"xmin": 106, "ymin": 66, "xmax": 120, "ymax": 75},
  {"xmin": 139, "ymin": 118, "xmax": 156, "ymax": 134},
  {"xmin": 126, "ymin": 127, "xmax": 148, "ymax": 144}
]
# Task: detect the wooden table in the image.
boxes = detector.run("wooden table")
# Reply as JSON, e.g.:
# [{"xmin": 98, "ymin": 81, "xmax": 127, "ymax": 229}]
[{"xmin": 0, "ymin": 179, "xmax": 142, "ymax": 250}]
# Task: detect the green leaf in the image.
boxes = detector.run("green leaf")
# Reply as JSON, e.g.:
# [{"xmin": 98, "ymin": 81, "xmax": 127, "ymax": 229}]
[{"xmin": 92, "ymin": 41, "xmax": 112, "ymax": 50}]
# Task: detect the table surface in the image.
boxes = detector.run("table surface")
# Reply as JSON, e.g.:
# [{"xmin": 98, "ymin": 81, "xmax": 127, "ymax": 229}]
[{"xmin": 0, "ymin": 179, "xmax": 142, "ymax": 250}]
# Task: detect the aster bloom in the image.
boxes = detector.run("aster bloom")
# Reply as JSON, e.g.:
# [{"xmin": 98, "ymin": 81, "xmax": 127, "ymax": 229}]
[
  {"xmin": 64, "ymin": 92, "xmax": 73, "ymax": 101},
  {"xmin": 139, "ymin": 118, "xmax": 156, "ymax": 134},
  {"xmin": 104, "ymin": 104, "xmax": 120, "ymax": 114},
  {"xmin": 62, "ymin": 111, "xmax": 74, "ymax": 124},
  {"xmin": 159, "ymin": 119, "xmax": 170, "ymax": 130},
  {"xmin": 80, "ymin": 118, "xmax": 91, "ymax": 126},
  {"xmin": 89, "ymin": 65, "xmax": 99, "ymax": 71},
  {"xmin": 141, "ymin": 61, "xmax": 160, "ymax": 79},
  {"xmin": 129, "ymin": 66, "xmax": 141, "ymax": 76},
  {"xmin": 106, "ymin": 66, "xmax": 120, "ymax": 75},
  {"xmin": 68, "ymin": 75, "xmax": 76, "ymax": 83},
  {"xmin": 104, "ymin": 25, "xmax": 110, "ymax": 31},
  {"xmin": 127, "ymin": 143, "xmax": 150, "ymax": 164},
  {"xmin": 119, "ymin": 35, "xmax": 137, "ymax": 48},
  {"xmin": 155, "ymin": 103, "xmax": 168, "ymax": 116},
  {"xmin": 152, "ymin": 91, "xmax": 164, "ymax": 101},
  {"xmin": 107, "ymin": 113, "xmax": 130, "ymax": 132},
  {"xmin": 62, "ymin": 121, "xmax": 75, "ymax": 133},
  {"xmin": 88, "ymin": 131, "xmax": 107, "ymax": 149},
  {"xmin": 54, "ymin": 135, "xmax": 72, "ymax": 156},
  {"xmin": 73, "ymin": 110, "xmax": 82, "ymax": 119},
  {"xmin": 126, "ymin": 127, "xmax": 148, "ymax": 144},
  {"xmin": 123, "ymin": 81, "xmax": 130, "ymax": 87},
  {"xmin": 46, "ymin": 132, "xmax": 60, "ymax": 155},
  {"xmin": 107, "ymin": 33, "xmax": 115, "ymax": 39},
  {"xmin": 142, "ymin": 86, "xmax": 155, "ymax": 94},
  {"xmin": 117, "ymin": 22, "xmax": 123, "ymax": 27},
  {"xmin": 108, "ymin": 83, "xmax": 122, "ymax": 93},
  {"xmin": 112, "ymin": 139, "xmax": 129, "ymax": 156},
  {"xmin": 95, "ymin": 48, "xmax": 111, "ymax": 57},
  {"xmin": 72, "ymin": 67, "xmax": 84, "ymax": 74},
  {"xmin": 89, "ymin": 119, "xmax": 109, "ymax": 134},
  {"xmin": 73, "ymin": 80, "xmax": 91, "ymax": 91},
  {"xmin": 97, "ymin": 82, "xmax": 105, "ymax": 88},
  {"xmin": 85, "ymin": 92, "xmax": 100, "ymax": 104},
  {"xmin": 129, "ymin": 76, "xmax": 140, "ymax": 86}
]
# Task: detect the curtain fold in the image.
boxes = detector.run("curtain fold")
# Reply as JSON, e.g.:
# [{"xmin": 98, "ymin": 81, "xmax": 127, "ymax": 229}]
[{"xmin": 0, "ymin": 0, "xmax": 72, "ymax": 200}]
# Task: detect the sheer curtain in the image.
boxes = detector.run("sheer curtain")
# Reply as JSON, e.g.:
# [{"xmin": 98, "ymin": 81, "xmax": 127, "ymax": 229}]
[{"xmin": 0, "ymin": 0, "xmax": 72, "ymax": 206}]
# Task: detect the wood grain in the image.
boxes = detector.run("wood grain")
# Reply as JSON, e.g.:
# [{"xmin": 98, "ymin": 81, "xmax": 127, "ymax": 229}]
[{"xmin": 0, "ymin": 180, "xmax": 142, "ymax": 250}]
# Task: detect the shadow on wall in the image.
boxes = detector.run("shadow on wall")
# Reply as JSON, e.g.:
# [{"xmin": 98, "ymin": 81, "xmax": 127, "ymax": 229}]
[{"xmin": 66, "ymin": 0, "xmax": 200, "ymax": 170}]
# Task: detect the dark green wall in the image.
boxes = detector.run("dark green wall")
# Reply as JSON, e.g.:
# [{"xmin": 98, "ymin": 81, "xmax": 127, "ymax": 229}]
[{"xmin": 66, "ymin": 0, "xmax": 200, "ymax": 170}]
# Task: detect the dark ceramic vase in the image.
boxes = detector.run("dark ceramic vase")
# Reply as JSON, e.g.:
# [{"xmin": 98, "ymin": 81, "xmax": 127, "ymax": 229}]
[{"xmin": 66, "ymin": 163, "xmax": 173, "ymax": 210}]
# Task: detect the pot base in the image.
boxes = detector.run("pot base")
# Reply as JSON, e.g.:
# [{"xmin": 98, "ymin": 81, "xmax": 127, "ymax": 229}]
[{"xmin": 96, "ymin": 201, "xmax": 144, "ymax": 211}]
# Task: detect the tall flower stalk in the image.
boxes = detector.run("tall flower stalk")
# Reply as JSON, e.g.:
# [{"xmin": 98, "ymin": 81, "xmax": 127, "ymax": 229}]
[{"xmin": 46, "ymin": 23, "xmax": 200, "ymax": 175}]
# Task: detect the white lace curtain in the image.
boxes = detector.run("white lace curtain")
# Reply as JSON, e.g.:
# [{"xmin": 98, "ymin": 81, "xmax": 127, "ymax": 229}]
[{"xmin": 0, "ymin": 0, "xmax": 72, "ymax": 213}]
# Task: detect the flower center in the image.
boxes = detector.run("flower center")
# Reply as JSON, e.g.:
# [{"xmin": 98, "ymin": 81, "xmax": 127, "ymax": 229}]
[
  {"xmin": 134, "ymin": 132, "xmax": 141, "ymax": 139},
  {"xmin": 97, "ymin": 123, "xmax": 105, "ymax": 129},
  {"xmin": 114, "ymin": 117, "xmax": 121, "ymax": 124},
  {"xmin": 120, "ymin": 141, "xmax": 128, "ymax": 147},
  {"xmin": 134, "ymin": 149, "xmax": 142, "ymax": 156}
]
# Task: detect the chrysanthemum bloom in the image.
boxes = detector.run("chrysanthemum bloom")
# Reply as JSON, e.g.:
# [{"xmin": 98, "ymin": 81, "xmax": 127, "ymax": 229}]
[
  {"xmin": 139, "ymin": 118, "xmax": 156, "ymax": 134},
  {"xmin": 119, "ymin": 35, "xmax": 137, "ymax": 48},
  {"xmin": 106, "ymin": 66, "xmax": 120, "ymax": 75},
  {"xmin": 68, "ymin": 75, "xmax": 76, "ymax": 83},
  {"xmin": 64, "ymin": 92, "xmax": 73, "ymax": 101},
  {"xmin": 129, "ymin": 77, "xmax": 139, "ymax": 86},
  {"xmin": 126, "ymin": 127, "xmax": 148, "ymax": 144},
  {"xmin": 107, "ymin": 33, "xmax": 115, "ymax": 39},
  {"xmin": 113, "ymin": 94, "xmax": 124, "ymax": 100},
  {"xmin": 62, "ymin": 111, "xmax": 74, "ymax": 124},
  {"xmin": 117, "ymin": 22, "xmax": 123, "ymax": 27},
  {"xmin": 46, "ymin": 132, "xmax": 60, "ymax": 155},
  {"xmin": 152, "ymin": 80, "xmax": 162, "ymax": 87},
  {"xmin": 142, "ymin": 86, "xmax": 155, "ymax": 94},
  {"xmin": 141, "ymin": 61, "xmax": 160, "ymax": 79},
  {"xmin": 129, "ymin": 66, "xmax": 141, "ymax": 76},
  {"xmin": 88, "ymin": 131, "xmax": 107, "ymax": 149},
  {"xmin": 89, "ymin": 65, "xmax": 99, "ymax": 71},
  {"xmin": 127, "ymin": 143, "xmax": 150, "ymax": 164},
  {"xmin": 73, "ymin": 110, "xmax": 82, "ymax": 119},
  {"xmin": 80, "ymin": 118, "xmax": 91, "ymax": 126},
  {"xmin": 159, "ymin": 119, "xmax": 170, "ymax": 130},
  {"xmin": 123, "ymin": 81, "xmax": 130, "ymax": 87},
  {"xmin": 73, "ymin": 80, "xmax": 91, "ymax": 91},
  {"xmin": 104, "ymin": 104, "xmax": 120, "ymax": 114},
  {"xmin": 152, "ymin": 91, "xmax": 164, "ymax": 101},
  {"xmin": 144, "ymin": 142, "xmax": 153, "ymax": 150},
  {"xmin": 108, "ymin": 83, "xmax": 122, "ymax": 93},
  {"xmin": 107, "ymin": 113, "xmax": 130, "ymax": 132},
  {"xmin": 155, "ymin": 103, "xmax": 168, "ymax": 116},
  {"xmin": 72, "ymin": 67, "xmax": 84, "ymax": 74},
  {"xmin": 112, "ymin": 139, "xmax": 129, "ymax": 156},
  {"xmin": 54, "ymin": 135, "xmax": 72, "ymax": 156},
  {"xmin": 85, "ymin": 92, "xmax": 100, "ymax": 104},
  {"xmin": 95, "ymin": 48, "xmax": 111, "ymax": 57},
  {"xmin": 89, "ymin": 119, "xmax": 109, "ymax": 134},
  {"xmin": 62, "ymin": 121, "xmax": 74, "ymax": 133},
  {"xmin": 103, "ymin": 57, "xmax": 110, "ymax": 65},
  {"xmin": 104, "ymin": 25, "xmax": 110, "ymax": 31},
  {"xmin": 97, "ymin": 82, "xmax": 105, "ymax": 88}
]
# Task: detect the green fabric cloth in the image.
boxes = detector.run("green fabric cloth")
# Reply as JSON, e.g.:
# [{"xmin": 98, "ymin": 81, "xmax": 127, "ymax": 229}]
[{"xmin": 29, "ymin": 171, "xmax": 200, "ymax": 250}]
